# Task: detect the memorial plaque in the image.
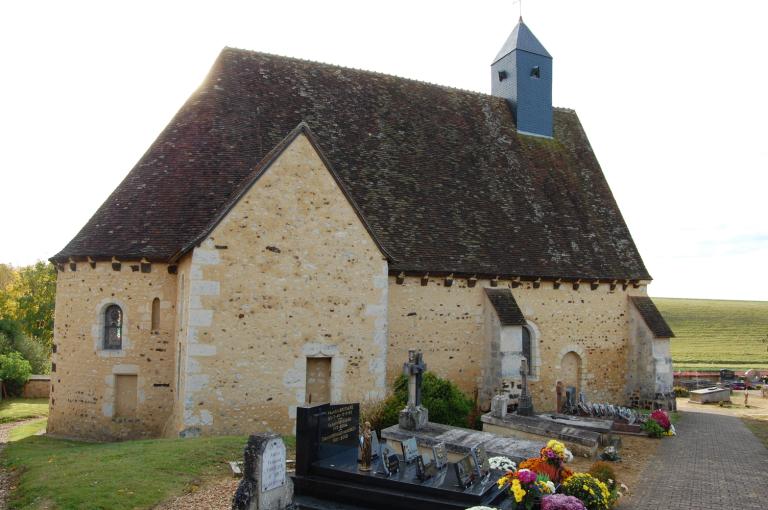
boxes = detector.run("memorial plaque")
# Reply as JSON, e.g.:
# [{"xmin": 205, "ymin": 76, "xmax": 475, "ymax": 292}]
[
  {"xmin": 379, "ymin": 445, "xmax": 393, "ymax": 476},
  {"xmin": 261, "ymin": 437, "xmax": 287, "ymax": 492},
  {"xmin": 416, "ymin": 454, "xmax": 437, "ymax": 481},
  {"xmin": 470, "ymin": 444, "xmax": 490, "ymax": 477},
  {"xmin": 386, "ymin": 453, "xmax": 400, "ymax": 475},
  {"xmin": 401, "ymin": 437, "xmax": 419, "ymax": 463},
  {"xmin": 454, "ymin": 455, "xmax": 475, "ymax": 488},
  {"xmin": 432, "ymin": 442, "xmax": 448, "ymax": 470}
]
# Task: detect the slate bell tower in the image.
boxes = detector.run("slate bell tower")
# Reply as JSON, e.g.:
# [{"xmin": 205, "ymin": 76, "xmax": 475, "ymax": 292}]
[{"xmin": 491, "ymin": 18, "xmax": 553, "ymax": 138}]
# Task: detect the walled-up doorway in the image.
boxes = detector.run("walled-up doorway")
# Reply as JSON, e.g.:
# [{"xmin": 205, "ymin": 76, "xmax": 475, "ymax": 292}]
[
  {"xmin": 561, "ymin": 351, "xmax": 582, "ymax": 392},
  {"xmin": 305, "ymin": 357, "xmax": 331, "ymax": 404}
]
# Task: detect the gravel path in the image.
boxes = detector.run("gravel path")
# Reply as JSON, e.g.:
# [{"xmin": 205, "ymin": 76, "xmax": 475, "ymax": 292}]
[{"xmin": 625, "ymin": 410, "xmax": 768, "ymax": 509}]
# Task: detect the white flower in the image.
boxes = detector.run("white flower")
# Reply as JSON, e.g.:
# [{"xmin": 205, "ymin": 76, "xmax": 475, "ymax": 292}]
[
  {"xmin": 669, "ymin": 424, "xmax": 676, "ymax": 436},
  {"xmin": 545, "ymin": 480, "xmax": 556, "ymax": 493},
  {"xmin": 488, "ymin": 456, "xmax": 516, "ymax": 471},
  {"xmin": 563, "ymin": 448, "xmax": 574, "ymax": 463}
]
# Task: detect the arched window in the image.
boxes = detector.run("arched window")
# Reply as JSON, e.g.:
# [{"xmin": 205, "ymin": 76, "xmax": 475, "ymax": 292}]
[
  {"xmin": 151, "ymin": 298, "xmax": 160, "ymax": 331},
  {"xmin": 103, "ymin": 305, "xmax": 123, "ymax": 350},
  {"xmin": 522, "ymin": 326, "xmax": 532, "ymax": 375}
]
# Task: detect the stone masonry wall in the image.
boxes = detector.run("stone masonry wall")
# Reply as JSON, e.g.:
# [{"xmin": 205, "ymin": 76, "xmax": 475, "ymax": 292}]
[
  {"xmin": 388, "ymin": 276, "xmax": 650, "ymax": 411},
  {"xmin": 174, "ymin": 133, "xmax": 389, "ymax": 437},
  {"xmin": 48, "ymin": 262, "xmax": 177, "ymax": 440}
]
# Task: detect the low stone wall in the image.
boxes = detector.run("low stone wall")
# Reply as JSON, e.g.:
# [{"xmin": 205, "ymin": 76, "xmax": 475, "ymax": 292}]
[{"xmin": 22, "ymin": 375, "xmax": 51, "ymax": 398}]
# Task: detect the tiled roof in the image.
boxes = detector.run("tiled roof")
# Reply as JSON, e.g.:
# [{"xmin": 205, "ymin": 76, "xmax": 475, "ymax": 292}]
[
  {"xmin": 484, "ymin": 288, "xmax": 527, "ymax": 326},
  {"xmin": 493, "ymin": 18, "xmax": 552, "ymax": 62},
  {"xmin": 53, "ymin": 48, "xmax": 651, "ymax": 281},
  {"xmin": 630, "ymin": 296, "xmax": 675, "ymax": 338}
]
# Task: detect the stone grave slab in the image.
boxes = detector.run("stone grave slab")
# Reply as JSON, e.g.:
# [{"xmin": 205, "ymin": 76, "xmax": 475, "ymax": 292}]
[
  {"xmin": 481, "ymin": 412, "xmax": 603, "ymax": 457},
  {"xmin": 381, "ymin": 420, "xmax": 541, "ymax": 463}
]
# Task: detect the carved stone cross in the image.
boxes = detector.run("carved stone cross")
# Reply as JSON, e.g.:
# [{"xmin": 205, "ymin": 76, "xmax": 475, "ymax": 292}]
[
  {"xmin": 517, "ymin": 357, "xmax": 534, "ymax": 416},
  {"xmin": 403, "ymin": 349, "xmax": 427, "ymax": 408}
]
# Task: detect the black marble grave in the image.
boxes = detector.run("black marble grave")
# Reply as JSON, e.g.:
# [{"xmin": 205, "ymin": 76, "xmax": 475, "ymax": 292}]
[{"xmin": 293, "ymin": 403, "xmax": 512, "ymax": 510}]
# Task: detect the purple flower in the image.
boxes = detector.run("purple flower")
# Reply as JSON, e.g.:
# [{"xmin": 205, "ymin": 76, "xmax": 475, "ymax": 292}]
[
  {"xmin": 541, "ymin": 494, "xmax": 587, "ymax": 510},
  {"xmin": 516, "ymin": 468, "xmax": 537, "ymax": 484}
]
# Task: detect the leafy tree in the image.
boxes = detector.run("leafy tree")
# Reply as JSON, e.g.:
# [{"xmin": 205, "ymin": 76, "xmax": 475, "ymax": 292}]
[
  {"xmin": 0, "ymin": 318, "xmax": 49, "ymax": 374},
  {"xmin": 9, "ymin": 262, "xmax": 56, "ymax": 348},
  {"xmin": 380, "ymin": 372, "xmax": 475, "ymax": 429},
  {"xmin": 0, "ymin": 351, "xmax": 32, "ymax": 396}
]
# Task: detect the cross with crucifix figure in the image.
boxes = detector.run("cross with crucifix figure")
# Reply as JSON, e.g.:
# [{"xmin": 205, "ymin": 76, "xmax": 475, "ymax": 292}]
[{"xmin": 403, "ymin": 349, "xmax": 426, "ymax": 408}]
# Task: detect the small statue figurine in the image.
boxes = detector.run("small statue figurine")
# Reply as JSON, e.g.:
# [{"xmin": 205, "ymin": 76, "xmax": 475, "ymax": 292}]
[{"xmin": 360, "ymin": 421, "xmax": 373, "ymax": 471}]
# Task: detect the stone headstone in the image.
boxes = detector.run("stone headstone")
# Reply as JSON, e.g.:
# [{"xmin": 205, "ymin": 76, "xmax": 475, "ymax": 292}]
[
  {"xmin": 399, "ymin": 349, "xmax": 429, "ymax": 430},
  {"xmin": 232, "ymin": 434, "xmax": 293, "ymax": 510},
  {"xmin": 490, "ymin": 394, "xmax": 508, "ymax": 419}
]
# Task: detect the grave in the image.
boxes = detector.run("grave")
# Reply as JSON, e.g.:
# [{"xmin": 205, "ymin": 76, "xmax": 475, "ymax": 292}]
[
  {"xmin": 292, "ymin": 402, "xmax": 515, "ymax": 510},
  {"xmin": 689, "ymin": 386, "xmax": 731, "ymax": 403},
  {"xmin": 232, "ymin": 433, "xmax": 294, "ymax": 510},
  {"xmin": 399, "ymin": 349, "xmax": 429, "ymax": 430}
]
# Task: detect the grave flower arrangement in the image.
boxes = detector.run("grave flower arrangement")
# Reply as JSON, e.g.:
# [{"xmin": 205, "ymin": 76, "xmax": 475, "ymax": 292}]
[
  {"xmin": 643, "ymin": 409, "xmax": 675, "ymax": 437},
  {"xmin": 517, "ymin": 440, "xmax": 574, "ymax": 483},
  {"xmin": 488, "ymin": 456, "xmax": 516, "ymax": 471},
  {"xmin": 540, "ymin": 494, "xmax": 587, "ymax": 510},
  {"xmin": 560, "ymin": 473, "xmax": 611, "ymax": 510},
  {"xmin": 497, "ymin": 468, "xmax": 556, "ymax": 510}
]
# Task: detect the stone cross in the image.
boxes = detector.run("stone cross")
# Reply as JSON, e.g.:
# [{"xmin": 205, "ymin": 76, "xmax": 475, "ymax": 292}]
[
  {"xmin": 403, "ymin": 349, "xmax": 426, "ymax": 408},
  {"xmin": 516, "ymin": 358, "xmax": 534, "ymax": 416}
]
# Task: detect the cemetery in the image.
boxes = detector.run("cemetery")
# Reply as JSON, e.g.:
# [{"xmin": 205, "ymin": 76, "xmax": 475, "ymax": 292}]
[{"xmin": 230, "ymin": 350, "xmax": 678, "ymax": 510}]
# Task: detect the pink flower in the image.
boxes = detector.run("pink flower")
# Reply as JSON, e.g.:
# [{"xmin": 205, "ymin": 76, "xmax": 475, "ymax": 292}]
[
  {"xmin": 541, "ymin": 494, "xmax": 587, "ymax": 510},
  {"xmin": 650, "ymin": 409, "xmax": 671, "ymax": 430},
  {"xmin": 516, "ymin": 468, "xmax": 537, "ymax": 484}
]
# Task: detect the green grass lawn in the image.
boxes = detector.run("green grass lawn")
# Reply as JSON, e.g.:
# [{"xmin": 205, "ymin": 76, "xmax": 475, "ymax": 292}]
[
  {"xmin": 9, "ymin": 418, "xmax": 47, "ymax": 442},
  {"xmin": 654, "ymin": 298, "xmax": 768, "ymax": 371},
  {"xmin": 3, "ymin": 434, "xmax": 251, "ymax": 509},
  {"xmin": 0, "ymin": 398, "xmax": 49, "ymax": 424}
]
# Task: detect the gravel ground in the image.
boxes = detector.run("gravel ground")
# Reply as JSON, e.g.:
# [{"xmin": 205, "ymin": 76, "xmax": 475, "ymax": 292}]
[{"xmin": 153, "ymin": 477, "xmax": 239, "ymax": 510}]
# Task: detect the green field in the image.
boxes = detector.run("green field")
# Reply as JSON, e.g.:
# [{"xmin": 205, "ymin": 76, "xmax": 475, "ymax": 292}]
[{"xmin": 654, "ymin": 297, "xmax": 768, "ymax": 371}]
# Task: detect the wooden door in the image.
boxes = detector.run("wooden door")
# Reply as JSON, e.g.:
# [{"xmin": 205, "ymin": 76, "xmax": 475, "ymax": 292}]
[{"xmin": 305, "ymin": 357, "xmax": 331, "ymax": 404}]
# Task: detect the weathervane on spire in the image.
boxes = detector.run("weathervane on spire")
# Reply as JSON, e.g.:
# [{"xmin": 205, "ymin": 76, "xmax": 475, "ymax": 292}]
[{"xmin": 513, "ymin": 0, "xmax": 523, "ymax": 20}]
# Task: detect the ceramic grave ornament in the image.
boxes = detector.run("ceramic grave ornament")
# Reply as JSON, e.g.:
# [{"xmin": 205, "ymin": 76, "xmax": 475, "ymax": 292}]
[
  {"xmin": 401, "ymin": 437, "xmax": 419, "ymax": 463},
  {"xmin": 432, "ymin": 442, "xmax": 448, "ymax": 470}
]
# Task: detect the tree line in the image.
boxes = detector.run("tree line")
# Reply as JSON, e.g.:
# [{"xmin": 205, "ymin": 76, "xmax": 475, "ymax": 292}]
[{"xmin": 0, "ymin": 261, "xmax": 55, "ymax": 394}]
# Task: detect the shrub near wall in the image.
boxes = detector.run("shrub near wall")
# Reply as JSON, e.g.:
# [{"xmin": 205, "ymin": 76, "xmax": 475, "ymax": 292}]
[{"xmin": 380, "ymin": 372, "xmax": 474, "ymax": 428}]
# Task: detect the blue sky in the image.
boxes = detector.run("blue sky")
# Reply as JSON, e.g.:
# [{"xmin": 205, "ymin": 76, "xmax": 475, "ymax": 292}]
[{"xmin": 0, "ymin": 0, "xmax": 766, "ymax": 301}]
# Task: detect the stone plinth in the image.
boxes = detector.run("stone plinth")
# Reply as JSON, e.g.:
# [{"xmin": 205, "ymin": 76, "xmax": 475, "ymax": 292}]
[{"xmin": 398, "ymin": 405, "xmax": 429, "ymax": 431}]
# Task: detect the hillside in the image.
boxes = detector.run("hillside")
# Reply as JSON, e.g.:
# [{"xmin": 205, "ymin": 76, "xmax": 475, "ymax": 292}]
[{"xmin": 653, "ymin": 297, "xmax": 768, "ymax": 371}]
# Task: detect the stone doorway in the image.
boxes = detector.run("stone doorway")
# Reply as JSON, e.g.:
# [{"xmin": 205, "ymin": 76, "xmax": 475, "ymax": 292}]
[
  {"xmin": 305, "ymin": 357, "xmax": 332, "ymax": 404},
  {"xmin": 561, "ymin": 351, "xmax": 582, "ymax": 392}
]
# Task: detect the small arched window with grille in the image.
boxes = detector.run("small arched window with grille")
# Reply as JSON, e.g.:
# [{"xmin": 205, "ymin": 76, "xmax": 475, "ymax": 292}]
[
  {"xmin": 522, "ymin": 326, "xmax": 532, "ymax": 375},
  {"xmin": 103, "ymin": 305, "xmax": 123, "ymax": 350}
]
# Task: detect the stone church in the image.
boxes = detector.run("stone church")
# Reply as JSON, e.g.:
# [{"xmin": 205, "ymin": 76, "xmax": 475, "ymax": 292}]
[{"xmin": 49, "ymin": 19, "xmax": 674, "ymax": 440}]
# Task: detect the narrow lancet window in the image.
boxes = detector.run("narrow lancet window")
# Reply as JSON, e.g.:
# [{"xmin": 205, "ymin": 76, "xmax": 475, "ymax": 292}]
[{"xmin": 151, "ymin": 298, "xmax": 160, "ymax": 331}]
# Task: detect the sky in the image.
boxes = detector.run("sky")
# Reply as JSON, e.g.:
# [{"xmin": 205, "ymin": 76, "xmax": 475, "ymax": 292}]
[{"xmin": 1, "ymin": 0, "xmax": 766, "ymax": 301}]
